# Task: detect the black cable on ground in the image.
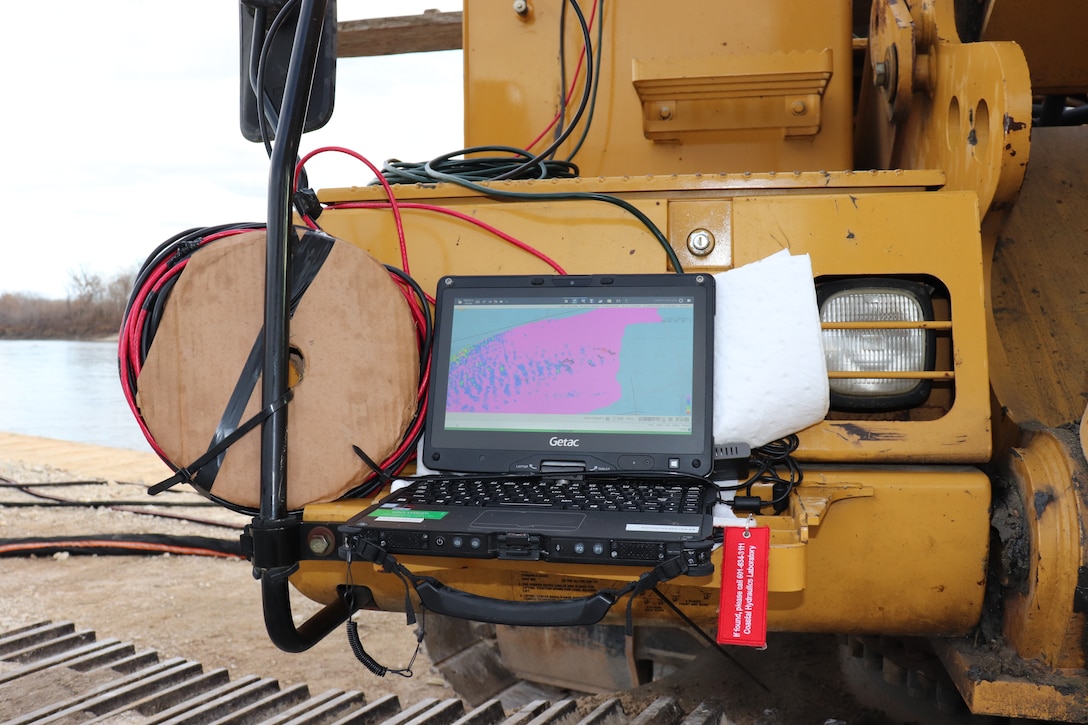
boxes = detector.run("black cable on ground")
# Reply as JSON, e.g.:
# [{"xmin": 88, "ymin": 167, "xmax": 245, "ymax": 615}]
[
  {"xmin": 0, "ymin": 477, "xmax": 243, "ymax": 530},
  {"xmin": 0, "ymin": 479, "xmax": 107, "ymax": 488},
  {"xmin": 0, "ymin": 500, "xmax": 230, "ymax": 511},
  {"xmin": 0, "ymin": 495, "xmax": 224, "ymax": 509},
  {"xmin": 0, "ymin": 534, "xmax": 243, "ymax": 559}
]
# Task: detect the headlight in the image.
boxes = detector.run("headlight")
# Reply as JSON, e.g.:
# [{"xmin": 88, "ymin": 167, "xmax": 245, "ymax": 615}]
[{"xmin": 818, "ymin": 279, "xmax": 936, "ymax": 411}]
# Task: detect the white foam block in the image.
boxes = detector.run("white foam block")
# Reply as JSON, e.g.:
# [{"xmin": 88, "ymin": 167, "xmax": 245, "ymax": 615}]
[{"xmin": 713, "ymin": 250, "xmax": 829, "ymax": 448}]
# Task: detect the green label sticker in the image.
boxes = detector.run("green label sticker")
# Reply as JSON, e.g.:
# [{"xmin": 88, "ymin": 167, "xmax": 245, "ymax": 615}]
[{"xmin": 368, "ymin": 508, "xmax": 448, "ymax": 520}]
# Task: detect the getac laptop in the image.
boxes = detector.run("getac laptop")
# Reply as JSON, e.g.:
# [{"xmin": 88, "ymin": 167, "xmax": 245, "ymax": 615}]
[{"xmin": 348, "ymin": 273, "xmax": 717, "ymax": 573}]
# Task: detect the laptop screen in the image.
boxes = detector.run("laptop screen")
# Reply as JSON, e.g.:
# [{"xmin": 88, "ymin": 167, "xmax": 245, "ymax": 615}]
[{"xmin": 423, "ymin": 274, "xmax": 715, "ymax": 476}]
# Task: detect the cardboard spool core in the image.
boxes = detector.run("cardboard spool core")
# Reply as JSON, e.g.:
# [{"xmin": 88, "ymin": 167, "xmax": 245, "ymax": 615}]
[{"xmin": 138, "ymin": 230, "xmax": 419, "ymax": 510}]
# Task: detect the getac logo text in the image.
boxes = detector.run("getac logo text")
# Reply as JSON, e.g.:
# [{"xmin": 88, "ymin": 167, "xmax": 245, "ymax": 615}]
[{"xmin": 549, "ymin": 437, "xmax": 580, "ymax": 447}]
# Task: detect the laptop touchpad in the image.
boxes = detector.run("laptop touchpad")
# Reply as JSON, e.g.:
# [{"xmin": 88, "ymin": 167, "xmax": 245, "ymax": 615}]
[{"xmin": 470, "ymin": 510, "xmax": 586, "ymax": 531}]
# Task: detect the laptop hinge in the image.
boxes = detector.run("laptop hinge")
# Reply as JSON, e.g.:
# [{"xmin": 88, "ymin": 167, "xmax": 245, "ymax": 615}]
[{"xmin": 539, "ymin": 460, "xmax": 587, "ymax": 474}]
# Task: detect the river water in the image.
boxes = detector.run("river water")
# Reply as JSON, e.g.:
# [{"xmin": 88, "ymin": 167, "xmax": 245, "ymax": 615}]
[{"xmin": 0, "ymin": 339, "xmax": 152, "ymax": 452}]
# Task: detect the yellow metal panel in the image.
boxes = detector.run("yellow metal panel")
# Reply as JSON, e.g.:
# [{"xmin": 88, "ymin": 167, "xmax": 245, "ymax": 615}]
[
  {"xmin": 766, "ymin": 542, "xmax": 805, "ymax": 593},
  {"xmin": 665, "ymin": 199, "xmax": 733, "ymax": 271},
  {"xmin": 462, "ymin": 0, "xmax": 854, "ymax": 175},
  {"xmin": 316, "ymin": 170, "xmax": 949, "ymax": 293},
  {"xmin": 980, "ymin": 0, "xmax": 1088, "ymax": 95},
  {"xmin": 631, "ymin": 50, "xmax": 833, "ymax": 140},
  {"xmin": 766, "ymin": 467, "xmax": 991, "ymax": 635},
  {"xmin": 315, "ymin": 196, "xmax": 671, "ymax": 294},
  {"xmin": 730, "ymin": 191, "xmax": 991, "ymax": 463}
]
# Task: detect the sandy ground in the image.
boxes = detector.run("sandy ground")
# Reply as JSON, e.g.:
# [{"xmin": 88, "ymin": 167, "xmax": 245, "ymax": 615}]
[{"xmin": 0, "ymin": 435, "xmax": 453, "ymax": 704}]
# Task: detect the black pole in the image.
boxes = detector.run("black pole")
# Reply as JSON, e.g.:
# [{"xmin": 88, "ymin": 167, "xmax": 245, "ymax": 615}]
[
  {"xmin": 252, "ymin": 0, "xmax": 347, "ymax": 652},
  {"xmin": 260, "ymin": 0, "xmax": 326, "ymax": 523}
]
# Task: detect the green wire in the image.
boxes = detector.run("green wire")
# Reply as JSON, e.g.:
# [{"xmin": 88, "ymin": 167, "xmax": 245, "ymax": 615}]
[
  {"xmin": 380, "ymin": 0, "xmax": 684, "ymax": 274},
  {"xmin": 564, "ymin": 0, "xmax": 605, "ymax": 163},
  {"xmin": 421, "ymin": 164, "xmax": 685, "ymax": 273}
]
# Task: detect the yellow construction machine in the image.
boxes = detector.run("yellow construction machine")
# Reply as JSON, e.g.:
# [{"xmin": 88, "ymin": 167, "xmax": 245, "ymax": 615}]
[{"xmin": 123, "ymin": 1, "xmax": 1088, "ymax": 721}]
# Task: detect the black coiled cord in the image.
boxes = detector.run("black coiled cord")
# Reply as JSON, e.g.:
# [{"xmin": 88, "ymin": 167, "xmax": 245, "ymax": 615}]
[
  {"xmin": 343, "ymin": 538, "xmax": 425, "ymax": 678},
  {"xmin": 346, "ymin": 619, "xmax": 423, "ymax": 678},
  {"xmin": 379, "ymin": 147, "xmax": 580, "ymax": 185},
  {"xmin": 718, "ymin": 435, "xmax": 803, "ymax": 513}
]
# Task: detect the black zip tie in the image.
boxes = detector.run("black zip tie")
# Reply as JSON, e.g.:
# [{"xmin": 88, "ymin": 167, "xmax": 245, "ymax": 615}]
[
  {"xmin": 169, "ymin": 238, "xmax": 203, "ymax": 266},
  {"xmin": 148, "ymin": 389, "xmax": 293, "ymax": 495},
  {"xmin": 352, "ymin": 445, "xmax": 392, "ymax": 487}
]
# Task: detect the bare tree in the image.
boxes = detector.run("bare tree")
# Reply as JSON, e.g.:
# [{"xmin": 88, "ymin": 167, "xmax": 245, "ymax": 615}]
[
  {"xmin": 67, "ymin": 267, "xmax": 105, "ymax": 306},
  {"xmin": 105, "ymin": 267, "xmax": 138, "ymax": 325},
  {"xmin": 0, "ymin": 266, "xmax": 137, "ymax": 339}
]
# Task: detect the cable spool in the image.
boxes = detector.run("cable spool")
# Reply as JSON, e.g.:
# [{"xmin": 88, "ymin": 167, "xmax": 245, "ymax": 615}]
[{"xmin": 135, "ymin": 228, "xmax": 419, "ymax": 511}]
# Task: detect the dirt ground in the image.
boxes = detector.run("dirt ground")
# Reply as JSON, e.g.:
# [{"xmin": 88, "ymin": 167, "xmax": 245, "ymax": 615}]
[
  {"xmin": 0, "ymin": 456, "xmax": 453, "ymax": 705},
  {"xmin": 0, "ymin": 441, "xmax": 1015, "ymax": 724}
]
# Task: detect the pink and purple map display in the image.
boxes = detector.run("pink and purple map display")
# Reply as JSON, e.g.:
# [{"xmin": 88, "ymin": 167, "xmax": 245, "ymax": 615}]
[{"xmin": 445, "ymin": 305, "xmax": 693, "ymax": 432}]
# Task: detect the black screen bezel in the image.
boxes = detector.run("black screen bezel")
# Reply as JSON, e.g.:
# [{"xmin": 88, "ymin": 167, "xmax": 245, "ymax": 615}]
[{"xmin": 422, "ymin": 274, "xmax": 715, "ymax": 476}]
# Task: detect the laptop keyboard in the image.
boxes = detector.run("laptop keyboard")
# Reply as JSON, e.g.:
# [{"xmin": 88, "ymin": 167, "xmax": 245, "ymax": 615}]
[{"xmin": 390, "ymin": 476, "xmax": 709, "ymax": 515}]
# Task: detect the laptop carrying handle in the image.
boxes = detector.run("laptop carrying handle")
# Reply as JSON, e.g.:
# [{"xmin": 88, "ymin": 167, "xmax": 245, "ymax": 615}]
[
  {"xmin": 413, "ymin": 578, "xmax": 618, "ymax": 627},
  {"xmin": 340, "ymin": 531, "xmax": 692, "ymax": 628}
]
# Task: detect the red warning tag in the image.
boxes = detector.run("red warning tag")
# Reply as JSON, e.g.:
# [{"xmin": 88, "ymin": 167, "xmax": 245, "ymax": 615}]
[{"xmin": 717, "ymin": 524, "xmax": 770, "ymax": 647}]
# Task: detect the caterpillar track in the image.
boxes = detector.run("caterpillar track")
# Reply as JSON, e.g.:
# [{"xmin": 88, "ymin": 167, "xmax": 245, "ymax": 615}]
[
  {"xmin": 0, "ymin": 621, "xmax": 730, "ymax": 725},
  {"xmin": 424, "ymin": 618, "xmax": 1040, "ymax": 725}
]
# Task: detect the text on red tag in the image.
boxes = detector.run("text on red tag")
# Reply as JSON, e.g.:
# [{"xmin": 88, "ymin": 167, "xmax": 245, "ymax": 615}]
[{"xmin": 717, "ymin": 525, "xmax": 770, "ymax": 647}]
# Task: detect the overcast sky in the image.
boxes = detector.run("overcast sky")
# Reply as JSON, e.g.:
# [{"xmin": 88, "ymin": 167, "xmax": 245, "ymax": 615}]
[{"xmin": 0, "ymin": 1, "xmax": 463, "ymax": 299}]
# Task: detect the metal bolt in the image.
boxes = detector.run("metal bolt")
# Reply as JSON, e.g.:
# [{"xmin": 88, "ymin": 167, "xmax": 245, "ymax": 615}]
[
  {"xmin": 686, "ymin": 229, "xmax": 714, "ymax": 256},
  {"xmin": 873, "ymin": 61, "xmax": 888, "ymax": 88},
  {"xmin": 659, "ymin": 104, "xmax": 673, "ymax": 120},
  {"xmin": 307, "ymin": 531, "xmax": 333, "ymax": 556},
  {"xmin": 513, "ymin": 0, "xmax": 529, "ymax": 16}
]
